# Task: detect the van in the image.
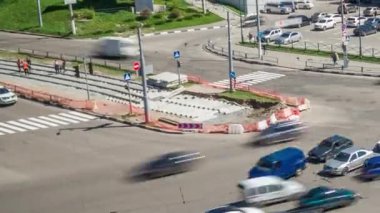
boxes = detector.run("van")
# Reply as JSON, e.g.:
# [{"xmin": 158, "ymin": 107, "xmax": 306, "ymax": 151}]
[
  {"xmin": 265, "ymin": 3, "xmax": 293, "ymax": 14},
  {"xmin": 249, "ymin": 147, "xmax": 307, "ymax": 179}
]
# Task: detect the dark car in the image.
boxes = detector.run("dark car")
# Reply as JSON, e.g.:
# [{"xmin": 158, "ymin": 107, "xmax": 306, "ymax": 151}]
[
  {"xmin": 353, "ymin": 24, "xmax": 377, "ymax": 36},
  {"xmin": 132, "ymin": 151, "xmax": 205, "ymax": 179},
  {"xmin": 298, "ymin": 186, "xmax": 361, "ymax": 211},
  {"xmin": 281, "ymin": 1, "xmax": 297, "ymax": 12},
  {"xmin": 253, "ymin": 120, "xmax": 307, "ymax": 145},
  {"xmin": 365, "ymin": 17, "xmax": 380, "ymax": 30},
  {"xmin": 286, "ymin": 15, "xmax": 311, "ymax": 28},
  {"xmin": 360, "ymin": 156, "xmax": 380, "ymax": 180},
  {"xmin": 242, "ymin": 15, "xmax": 266, "ymax": 27},
  {"xmin": 338, "ymin": 4, "xmax": 358, "ymax": 14},
  {"xmin": 308, "ymin": 135, "xmax": 353, "ymax": 162}
]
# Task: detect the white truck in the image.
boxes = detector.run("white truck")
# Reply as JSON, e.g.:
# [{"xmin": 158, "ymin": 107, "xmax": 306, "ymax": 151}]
[{"xmin": 95, "ymin": 37, "xmax": 139, "ymax": 58}]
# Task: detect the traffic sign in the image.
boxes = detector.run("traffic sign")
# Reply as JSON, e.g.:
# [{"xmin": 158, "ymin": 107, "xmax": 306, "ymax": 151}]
[
  {"xmin": 173, "ymin": 50, "xmax": 181, "ymax": 59},
  {"xmin": 229, "ymin": 71, "xmax": 236, "ymax": 79},
  {"xmin": 133, "ymin": 61, "xmax": 140, "ymax": 71},
  {"xmin": 178, "ymin": 123, "xmax": 203, "ymax": 129},
  {"xmin": 123, "ymin": 72, "xmax": 131, "ymax": 81}
]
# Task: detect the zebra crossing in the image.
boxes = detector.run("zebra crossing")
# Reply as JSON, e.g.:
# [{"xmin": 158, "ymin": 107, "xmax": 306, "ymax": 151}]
[
  {"xmin": 209, "ymin": 71, "xmax": 285, "ymax": 88},
  {"xmin": 0, "ymin": 111, "xmax": 97, "ymax": 136}
]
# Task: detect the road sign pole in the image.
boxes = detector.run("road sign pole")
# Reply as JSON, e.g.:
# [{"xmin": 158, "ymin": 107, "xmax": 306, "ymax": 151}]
[
  {"xmin": 137, "ymin": 26, "xmax": 150, "ymax": 123},
  {"xmin": 176, "ymin": 59, "xmax": 181, "ymax": 87},
  {"xmin": 227, "ymin": 12, "xmax": 234, "ymax": 93},
  {"xmin": 126, "ymin": 80, "xmax": 133, "ymax": 114}
]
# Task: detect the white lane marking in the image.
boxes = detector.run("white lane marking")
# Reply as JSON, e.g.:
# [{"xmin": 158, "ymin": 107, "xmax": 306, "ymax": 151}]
[
  {"xmin": 18, "ymin": 119, "xmax": 48, "ymax": 129},
  {"xmin": 0, "ymin": 127, "xmax": 16, "ymax": 134},
  {"xmin": 188, "ymin": 29, "xmax": 195, "ymax": 32},
  {"xmin": 49, "ymin": 115, "xmax": 80, "ymax": 123},
  {"xmin": 38, "ymin": 116, "xmax": 69, "ymax": 125},
  {"xmin": 7, "ymin": 121, "xmax": 38, "ymax": 130},
  {"xmin": 59, "ymin": 113, "xmax": 89, "ymax": 122},
  {"xmin": 29, "ymin": 117, "xmax": 58, "ymax": 127},
  {"xmin": 0, "ymin": 122, "xmax": 27, "ymax": 132},
  {"xmin": 68, "ymin": 111, "xmax": 96, "ymax": 120}
]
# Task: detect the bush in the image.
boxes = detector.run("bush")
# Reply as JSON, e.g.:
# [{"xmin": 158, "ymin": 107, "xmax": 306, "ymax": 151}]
[
  {"xmin": 184, "ymin": 15, "xmax": 193, "ymax": 20},
  {"xmin": 168, "ymin": 9, "xmax": 181, "ymax": 19},
  {"xmin": 74, "ymin": 9, "xmax": 95, "ymax": 20},
  {"xmin": 154, "ymin": 20, "xmax": 165, "ymax": 25},
  {"xmin": 153, "ymin": 13, "xmax": 163, "ymax": 19},
  {"xmin": 140, "ymin": 9, "xmax": 151, "ymax": 19},
  {"xmin": 192, "ymin": 14, "xmax": 202, "ymax": 18}
]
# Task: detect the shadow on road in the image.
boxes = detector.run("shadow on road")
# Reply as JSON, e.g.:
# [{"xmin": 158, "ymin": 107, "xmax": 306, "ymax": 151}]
[{"xmin": 56, "ymin": 122, "xmax": 131, "ymax": 135}]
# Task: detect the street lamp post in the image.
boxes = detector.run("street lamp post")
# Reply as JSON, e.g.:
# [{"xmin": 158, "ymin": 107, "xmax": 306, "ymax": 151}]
[
  {"xmin": 240, "ymin": 0, "xmax": 244, "ymax": 43},
  {"xmin": 255, "ymin": 0, "xmax": 262, "ymax": 59},
  {"xmin": 37, "ymin": 0, "xmax": 43, "ymax": 27},
  {"xmin": 358, "ymin": 0, "xmax": 362, "ymax": 58},
  {"xmin": 227, "ymin": 12, "xmax": 234, "ymax": 92},
  {"xmin": 340, "ymin": 0, "xmax": 349, "ymax": 68},
  {"xmin": 137, "ymin": 26, "xmax": 150, "ymax": 123}
]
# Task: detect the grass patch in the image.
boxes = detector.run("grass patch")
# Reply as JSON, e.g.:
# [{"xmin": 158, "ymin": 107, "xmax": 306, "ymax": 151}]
[
  {"xmin": 218, "ymin": 90, "xmax": 278, "ymax": 103},
  {"xmin": 240, "ymin": 42, "xmax": 380, "ymax": 64},
  {"xmin": 0, "ymin": 0, "xmax": 223, "ymax": 37}
]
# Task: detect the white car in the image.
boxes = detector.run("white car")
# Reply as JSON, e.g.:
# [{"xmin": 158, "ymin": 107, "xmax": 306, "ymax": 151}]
[
  {"xmin": 314, "ymin": 18, "xmax": 336, "ymax": 31},
  {"xmin": 205, "ymin": 206, "xmax": 265, "ymax": 213},
  {"xmin": 347, "ymin": 16, "xmax": 368, "ymax": 27},
  {"xmin": 298, "ymin": 1, "xmax": 314, "ymax": 9},
  {"xmin": 238, "ymin": 176, "xmax": 306, "ymax": 206},
  {"xmin": 325, "ymin": 13, "xmax": 343, "ymax": 23},
  {"xmin": 0, "ymin": 86, "xmax": 17, "ymax": 105}
]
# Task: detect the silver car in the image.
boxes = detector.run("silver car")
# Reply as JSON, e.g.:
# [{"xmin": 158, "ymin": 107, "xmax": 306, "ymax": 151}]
[
  {"xmin": 274, "ymin": 31, "xmax": 302, "ymax": 45},
  {"xmin": 0, "ymin": 86, "xmax": 18, "ymax": 105},
  {"xmin": 323, "ymin": 146, "xmax": 374, "ymax": 176}
]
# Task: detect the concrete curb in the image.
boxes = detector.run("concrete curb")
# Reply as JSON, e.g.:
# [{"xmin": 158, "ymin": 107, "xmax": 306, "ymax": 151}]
[
  {"xmin": 142, "ymin": 25, "xmax": 227, "ymax": 37},
  {"xmin": 0, "ymin": 29, "xmax": 72, "ymax": 39}
]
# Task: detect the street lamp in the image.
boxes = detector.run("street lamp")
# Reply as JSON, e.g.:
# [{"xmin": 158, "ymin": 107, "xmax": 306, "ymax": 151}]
[
  {"xmin": 240, "ymin": 0, "xmax": 244, "ymax": 43},
  {"xmin": 340, "ymin": 0, "xmax": 349, "ymax": 68},
  {"xmin": 358, "ymin": 0, "xmax": 362, "ymax": 58},
  {"xmin": 37, "ymin": 0, "xmax": 43, "ymax": 27},
  {"xmin": 137, "ymin": 24, "xmax": 150, "ymax": 123},
  {"xmin": 255, "ymin": 0, "xmax": 262, "ymax": 59}
]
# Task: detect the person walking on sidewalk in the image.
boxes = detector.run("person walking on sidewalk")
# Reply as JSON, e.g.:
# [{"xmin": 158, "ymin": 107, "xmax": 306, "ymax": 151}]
[
  {"xmin": 54, "ymin": 60, "xmax": 59, "ymax": 74},
  {"xmin": 61, "ymin": 59, "xmax": 66, "ymax": 73},
  {"xmin": 262, "ymin": 44, "xmax": 267, "ymax": 55},
  {"xmin": 26, "ymin": 57, "xmax": 32, "ymax": 73},
  {"xmin": 331, "ymin": 52, "xmax": 339, "ymax": 65},
  {"xmin": 16, "ymin": 58, "xmax": 22, "ymax": 73},
  {"xmin": 23, "ymin": 60, "xmax": 29, "ymax": 76}
]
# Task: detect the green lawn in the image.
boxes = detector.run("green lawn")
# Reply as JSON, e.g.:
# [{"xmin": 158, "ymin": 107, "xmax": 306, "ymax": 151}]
[
  {"xmin": 0, "ymin": 0, "xmax": 223, "ymax": 37},
  {"xmin": 218, "ymin": 90, "xmax": 278, "ymax": 103}
]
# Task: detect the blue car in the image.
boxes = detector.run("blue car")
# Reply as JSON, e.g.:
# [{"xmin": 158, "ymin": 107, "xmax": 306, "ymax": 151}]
[
  {"xmin": 249, "ymin": 147, "xmax": 307, "ymax": 179},
  {"xmin": 360, "ymin": 156, "xmax": 380, "ymax": 181}
]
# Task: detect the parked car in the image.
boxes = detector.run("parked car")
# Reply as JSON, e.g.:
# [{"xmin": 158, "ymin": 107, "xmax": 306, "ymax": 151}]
[
  {"xmin": 242, "ymin": 15, "xmax": 266, "ymax": 27},
  {"xmin": 297, "ymin": 0, "xmax": 314, "ymax": 9},
  {"xmin": 311, "ymin": 12, "xmax": 328, "ymax": 23},
  {"xmin": 363, "ymin": 7, "xmax": 379, "ymax": 17},
  {"xmin": 308, "ymin": 135, "xmax": 353, "ymax": 163},
  {"xmin": 0, "ymin": 86, "xmax": 18, "ymax": 106},
  {"xmin": 274, "ymin": 31, "xmax": 302, "ymax": 44},
  {"xmin": 205, "ymin": 206, "xmax": 265, "ymax": 213},
  {"xmin": 298, "ymin": 186, "xmax": 361, "ymax": 211},
  {"xmin": 323, "ymin": 146, "xmax": 374, "ymax": 176},
  {"xmin": 253, "ymin": 120, "xmax": 306, "ymax": 144},
  {"xmin": 131, "ymin": 151, "xmax": 205, "ymax": 179},
  {"xmin": 249, "ymin": 147, "xmax": 307, "ymax": 179},
  {"xmin": 280, "ymin": 1, "xmax": 298, "ymax": 12},
  {"xmin": 365, "ymin": 17, "xmax": 380, "ymax": 30},
  {"xmin": 260, "ymin": 28, "xmax": 283, "ymax": 42},
  {"xmin": 238, "ymin": 176, "xmax": 306, "ymax": 206},
  {"xmin": 360, "ymin": 156, "xmax": 380, "ymax": 180},
  {"xmin": 286, "ymin": 15, "xmax": 311, "ymax": 28},
  {"xmin": 314, "ymin": 18, "xmax": 336, "ymax": 31},
  {"xmin": 338, "ymin": 4, "xmax": 358, "ymax": 14},
  {"xmin": 347, "ymin": 16, "xmax": 368, "ymax": 27},
  {"xmin": 264, "ymin": 3, "xmax": 292, "ymax": 14},
  {"xmin": 325, "ymin": 13, "xmax": 343, "ymax": 23},
  {"xmin": 353, "ymin": 24, "xmax": 377, "ymax": 36}
]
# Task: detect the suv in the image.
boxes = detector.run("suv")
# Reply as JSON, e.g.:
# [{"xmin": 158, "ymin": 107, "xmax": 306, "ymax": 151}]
[
  {"xmin": 308, "ymin": 135, "xmax": 353, "ymax": 162},
  {"xmin": 365, "ymin": 17, "xmax": 380, "ymax": 30},
  {"xmin": 364, "ymin": 7, "xmax": 379, "ymax": 17},
  {"xmin": 311, "ymin": 12, "xmax": 328, "ymax": 23},
  {"xmin": 260, "ymin": 28, "xmax": 283, "ymax": 42},
  {"xmin": 265, "ymin": 3, "xmax": 292, "ymax": 14},
  {"xmin": 347, "ymin": 16, "xmax": 367, "ymax": 27},
  {"xmin": 253, "ymin": 120, "xmax": 306, "ymax": 144},
  {"xmin": 338, "ymin": 4, "xmax": 358, "ymax": 14},
  {"xmin": 297, "ymin": 0, "xmax": 314, "ymax": 9},
  {"xmin": 314, "ymin": 18, "xmax": 336, "ymax": 31}
]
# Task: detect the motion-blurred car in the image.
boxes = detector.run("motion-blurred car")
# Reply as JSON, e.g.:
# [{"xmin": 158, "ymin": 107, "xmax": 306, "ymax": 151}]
[
  {"xmin": 286, "ymin": 15, "xmax": 311, "ymax": 28},
  {"xmin": 360, "ymin": 156, "xmax": 380, "ymax": 180},
  {"xmin": 314, "ymin": 18, "xmax": 336, "ymax": 31},
  {"xmin": 298, "ymin": 186, "xmax": 361, "ymax": 211},
  {"xmin": 363, "ymin": 7, "xmax": 379, "ymax": 17},
  {"xmin": 238, "ymin": 176, "xmax": 306, "ymax": 206},
  {"xmin": 94, "ymin": 37, "xmax": 139, "ymax": 58},
  {"xmin": 260, "ymin": 28, "xmax": 283, "ymax": 42},
  {"xmin": 365, "ymin": 17, "xmax": 380, "ymax": 30},
  {"xmin": 253, "ymin": 120, "xmax": 306, "ymax": 145},
  {"xmin": 0, "ymin": 86, "xmax": 17, "ymax": 105},
  {"xmin": 205, "ymin": 206, "xmax": 264, "ymax": 213},
  {"xmin": 132, "ymin": 151, "xmax": 205, "ymax": 179},
  {"xmin": 308, "ymin": 135, "xmax": 353, "ymax": 162},
  {"xmin": 242, "ymin": 15, "xmax": 266, "ymax": 27},
  {"xmin": 323, "ymin": 146, "xmax": 374, "ymax": 176},
  {"xmin": 347, "ymin": 16, "xmax": 367, "ymax": 27},
  {"xmin": 264, "ymin": 3, "xmax": 292, "ymax": 14},
  {"xmin": 311, "ymin": 12, "xmax": 328, "ymax": 23},
  {"xmin": 353, "ymin": 24, "xmax": 377, "ymax": 36}
]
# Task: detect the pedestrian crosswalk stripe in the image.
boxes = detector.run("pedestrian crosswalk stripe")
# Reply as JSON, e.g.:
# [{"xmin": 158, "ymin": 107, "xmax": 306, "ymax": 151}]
[
  {"xmin": 49, "ymin": 115, "xmax": 80, "ymax": 123},
  {"xmin": 210, "ymin": 71, "xmax": 285, "ymax": 88},
  {"xmin": 68, "ymin": 111, "xmax": 96, "ymax": 120},
  {"xmin": 18, "ymin": 119, "xmax": 48, "ymax": 129},
  {"xmin": 29, "ymin": 117, "xmax": 58, "ymax": 127},
  {"xmin": 59, "ymin": 113, "xmax": 89, "ymax": 122},
  {"xmin": 7, "ymin": 121, "xmax": 38, "ymax": 130},
  {"xmin": 0, "ymin": 127, "xmax": 15, "ymax": 134},
  {"xmin": 0, "ymin": 122, "xmax": 27, "ymax": 132},
  {"xmin": 38, "ymin": 116, "xmax": 69, "ymax": 125}
]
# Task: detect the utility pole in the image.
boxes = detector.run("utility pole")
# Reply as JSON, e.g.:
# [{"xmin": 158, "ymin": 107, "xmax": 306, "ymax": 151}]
[
  {"xmin": 239, "ymin": 0, "xmax": 244, "ymax": 43},
  {"xmin": 68, "ymin": 3, "xmax": 77, "ymax": 35},
  {"xmin": 227, "ymin": 12, "xmax": 234, "ymax": 92},
  {"xmin": 137, "ymin": 26, "xmax": 150, "ymax": 123},
  {"xmin": 37, "ymin": 0, "xmax": 43, "ymax": 27},
  {"xmin": 201, "ymin": 0, "xmax": 206, "ymax": 14},
  {"xmin": 340, "ymin": 0, "xmax": 349, "ymax": 68},
  {"xmin": 358, "ymin": 0, "xmax": 362, "ymax": 58},
  {"xmin": 255, "ymin": 0, "xmax": 262, "ymax": 59}
]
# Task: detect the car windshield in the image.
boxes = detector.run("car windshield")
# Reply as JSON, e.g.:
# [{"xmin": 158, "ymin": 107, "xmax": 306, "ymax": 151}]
[
  {"xmin": 320, "ymin": 140, "xmax": 333, "ymax": 148},
  {"xmin": 263, "ymin": 30, "xmax": 271, "ymax": 35},
  {"xmin": 281, "ymin": 33, "xmax": 291, "ymax": 37},
  {"xmin": 257, "ymin": 159, "xmax": 273, "ymax": 169},
  {"xmin": 0, "ymin": 88, "xmax": 10, "ymax": 94},
  {"xmin": 348, "ymin": 18, "xmax": 356, "ymax": 21},
  {"xmin": 318, "ymin": 20, "xmax": 327, "ymax": 23},
  {"xmin": 366, "ymin": 18, "xmax": 374, "ymax": 22},
  {"xmin": 335, "ymin": 152, "xmax": 350, "ymax": 162}
]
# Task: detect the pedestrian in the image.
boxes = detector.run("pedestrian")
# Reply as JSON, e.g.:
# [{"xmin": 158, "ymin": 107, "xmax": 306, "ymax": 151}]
[
  {"xmin": 16, "ymin": 58, "xmax": 22, "ymax": 72},
  {"xmin": 26, "ymin": 57, "xmax": 31, "ymax": 72},
  {"xmin": 331, "ymin": 52, "xmax": 338, "ymax": 65},
  {"xmin": 262, "ymin": 44, "xmax": 267, "ymax": 55},
  {"xmin": 54, "ymin": 60, "xmax": 59, "ymax": 74},
  {"xmin": 248, "ymin": 33, "xmax": 253, "ymax": 43},
  {"xmin": 23, "ymin": 60, "xmax": 29, "ymax": 75},
  {"xmin": 61, "ymin": 59, "xmax": 66, "ymax": 73}
]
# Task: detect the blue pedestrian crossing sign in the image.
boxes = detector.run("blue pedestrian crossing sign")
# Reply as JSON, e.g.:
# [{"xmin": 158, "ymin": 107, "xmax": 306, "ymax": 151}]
[
  {"xmin": 229, "ymin": 71, "xmax": 236, "ymax": 79},
  {"xmin": 173, "ymin": 50, "xmax": 181, "ymax": 59},
  {"xmin": 123, "ymin": 72, "xmax": 131, "ymax": 81}
]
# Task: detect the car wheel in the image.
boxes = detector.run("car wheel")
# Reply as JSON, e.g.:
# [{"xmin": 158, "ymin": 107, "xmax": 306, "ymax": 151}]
[
  {"xmin": 323, "ymin": 26, "xmax": 326, "ymax": 31},
  {"xmin": 333, "ymin": 24, "xmax": 336, "ymax": 28},
  {"xmin": 267, "ymin": 9, "xmax": 271, "ymax": 14},
  {"xmin": 295, "ymin": 168, "xmax": 303, "ymax": 176},
  {"xmin": 341, "ymin": 167, "xmax": 349, "ymax": 176}
]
